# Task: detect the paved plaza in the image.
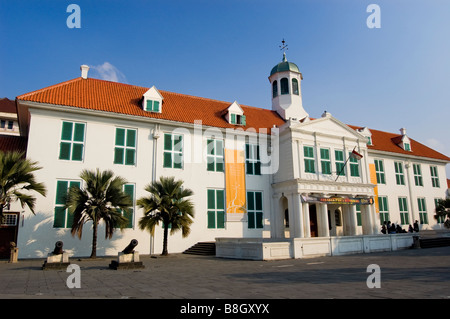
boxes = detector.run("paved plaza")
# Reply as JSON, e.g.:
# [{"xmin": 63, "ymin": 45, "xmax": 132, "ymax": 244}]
[{"xmin": 1, "ymin": 246, "xmax": 449, "ymax": 301}]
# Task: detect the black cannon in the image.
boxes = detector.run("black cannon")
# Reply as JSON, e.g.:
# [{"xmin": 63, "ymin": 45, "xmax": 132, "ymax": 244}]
[
  {"xmin": 52, "ymin": 241, "xmax": 64, "ymax": 255},
  {"xmin": 122, "ymin": 239, "xmax": 138, "ymax": 254}
]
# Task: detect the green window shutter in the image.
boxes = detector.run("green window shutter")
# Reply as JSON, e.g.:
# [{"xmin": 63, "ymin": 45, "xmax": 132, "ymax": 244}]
[
  {"xmin": 207, "ymin": 189, "xmax": 215, "ymax": 210},
  {"xmin": 53, "ymin": 207, "xmax": 66, "ymax": 228},
  {"xmin": 126, "ymin": 129, "xmax": 136, "ymax": 147},
  {"xmin": 114, "ymin": 147, "xmax": 124, "ymax": 164},
  {"xmin": 230, "ymin": 114, "xmax": 236, "ymax": 124},
  {"xmin": 207, "ymin": 159, "xmax": 215, "ymax": 171},
  {"xmin": 146, "ymin": 100, "xmax": 152, "ymax": 111},
  {"xmin": 59, "ymin": 142, "xmax": 71, "ymax": 160},
  {"xmin": 125, "ymin": 149, "xmax": 135, "ymax": 165},
  {"xmin": 216, "ymin": 161, "xmax": 224, "ymax": 173},
  {"xmin": 174, "ymin": 135, "xmax": 183, "ymax": 152},
  {"xmin": 254, "ymin": 161, "xmax": 261, "ymax": 176},
  {"xmin": 255, "ymin": 192, "xmax": 262, "ymax": 210},
  {"xmin": 216, "ymin": 142, "xmax": 224, "ymax": 171},
  {"xmin": 153, "ymin": 101, "xmax": 160, "ymax": 112},
  {"xmin": 256, "ymin": 212, "xmax": 263, "ymax": 229},
  {"xmin": 124, "ymin": 184, "xmax": 134, "ymax": 200},
  {"xmin": 55, "ymin": 181, "xmax": 69, "ymax": 205},
  {"xmin": 61, "ymin": 122, "xmax": 73, "ymax": 141},
  {"xmin": 207, "ymin": 211, "xmax": 216, "ymax": 228},
  {"xmin": 72, "ymin": 143, "xmax": 83, "ymax": 161},
  {"xmin": 115, "ymin": 128, "xmax": 125, "ymax": 146},
  {"xmin": 248, "ymin": 211, "xmax": 255, "ymax": 229},
  {"xmin": 73, "ymin": 123, "xmax": 85, "ymax": 142},
  {"xmin": 246, "ymin": 161, "xmax": 253, "ymax": 175},
  {"xmin": 123, "ymin": 184, "xmax": 135, "ymax": 228},
  {"xmin": 66, "ymin": 209, "xmax": 74, "ymax": 228},
  {"xmin": 173, "ymin": 153, "xmax": 182, "ymax": 169},
  {"xmin": 163, "ymin": 152, "xmax": 172, "ymax": 168},
  {"xmin": 240, "ymin": 115, "xmax": 246, "ymax": 126},
  {"xmin": 335, "ymin": 150, "xmax": 343, "ymax": 162},
  {"xmin": 207, "ymin": 139, "xmax": 214, "ymax": 155},
  {"xmin": 216, "ymin": 190, "xmax": 224, "ymax": 210},
  {"xmin": 247, "ymin": 192, "xmax": 254, "ymax": 211},
  {"xmin": 216, "ymin": 140, "xmax": 223, "ymax": 156},
  {"xmin": 164, "ymin": 134, "xmax": 172, "ymax": 151},
  {"xmin": 217, "ymin": 211, "xmax": 225, "ymax": 229}
]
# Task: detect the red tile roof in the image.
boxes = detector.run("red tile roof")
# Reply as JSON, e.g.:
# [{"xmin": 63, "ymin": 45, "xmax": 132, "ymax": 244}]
[
  {"xmin": 17, "ymin": 77, "xmax": 285, "ymax": 132},
  {"xmin": 0, "ymin": 135, "xmax": 27, "ymax": 154},
  {"xmin": 16, "ymin": 77, "xmax": 450, "ymax": 162},
  {"xmin": 349, "ymin": 125, "xmax": 450, "ymax": 162},
  {"xmin": 0, "ymin": 98, "xmax": 17, "ymax": 114}
]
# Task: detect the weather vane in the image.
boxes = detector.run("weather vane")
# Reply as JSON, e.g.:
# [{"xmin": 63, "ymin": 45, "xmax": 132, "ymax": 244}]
[{"xmin": 279, "ymin": 39, "xmax": 288, "ymax": 52}]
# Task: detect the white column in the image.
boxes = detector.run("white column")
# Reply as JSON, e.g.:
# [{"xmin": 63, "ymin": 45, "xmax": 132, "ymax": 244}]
[
  {"xmin": 303, "ymin": 201, "xmax": 311, "ymax": 238},
  {"xmin": 271, "ymin": 194, "xmax": 284, "ymax": 238},
  {"xmin": 318, "ymin": 203, "xmax": 330, "ymax": 237},
  {"xmin": 361, "ymin": 204, "xmax": 372, "ymax": 235},
  {"xmin": 290, "ymin": 193, "xmax": 303, "ymax": 238},
  {"xmin": 349, "ymin": 204, "xmax": 358, "ymax": 236},
  {"xmin": 371, "ymin": 204, "xmax": 379, "ymax": 235}
]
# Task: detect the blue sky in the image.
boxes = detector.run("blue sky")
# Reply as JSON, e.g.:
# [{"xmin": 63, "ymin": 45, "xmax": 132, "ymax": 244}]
[{"xmin": 0, "ymin": 0, "xmax": 449, "ymax": 175}]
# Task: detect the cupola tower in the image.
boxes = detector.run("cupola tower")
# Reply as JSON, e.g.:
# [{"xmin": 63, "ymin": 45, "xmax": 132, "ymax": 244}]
[{"xmin": 269, "ymin": 52, "xmax": 308, "ymax": 121}]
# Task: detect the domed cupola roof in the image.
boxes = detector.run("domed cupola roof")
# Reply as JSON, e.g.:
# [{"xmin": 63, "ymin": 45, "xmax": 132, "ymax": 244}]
[{"xmin": 270, "ymin": 53, "xmax": 301, "ymax": 76}]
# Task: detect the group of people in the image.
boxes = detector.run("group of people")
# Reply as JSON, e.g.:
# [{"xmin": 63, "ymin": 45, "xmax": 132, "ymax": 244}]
[{"xmin": 381, "ymin": 220, "xmax": 419, "ymax": 234}]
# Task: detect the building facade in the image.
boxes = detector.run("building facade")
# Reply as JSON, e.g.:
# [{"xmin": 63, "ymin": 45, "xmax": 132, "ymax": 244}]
[{"xmin": 8, "ymin": 57, "xmax": 449, "ymax": 259}]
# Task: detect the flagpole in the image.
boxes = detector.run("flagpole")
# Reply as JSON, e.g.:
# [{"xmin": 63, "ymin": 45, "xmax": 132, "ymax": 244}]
[{"xmin": 335, "ymin": 147, "xmax": 356, "ymax": 182}]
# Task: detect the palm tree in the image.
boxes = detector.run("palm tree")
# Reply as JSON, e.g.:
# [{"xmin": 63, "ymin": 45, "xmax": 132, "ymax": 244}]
[
  {"xmin": 65, "ymin": 169, "xmax": 132, "ymax": 258},
  {"xmin": 0, "ymin": 151, "xmax": 46, "ymax": 220},
  {"xmin": 435, "ymin": 198, "xmax": 450, "ymax": 229},
  {"xmin": 138, "ymin": 176, "xmax": 194, "ymax": 256}
]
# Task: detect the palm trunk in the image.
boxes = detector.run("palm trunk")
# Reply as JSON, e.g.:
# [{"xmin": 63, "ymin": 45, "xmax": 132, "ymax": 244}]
[
  {"xmin": 162, "ymin": 223, "xmax": 169, "ymax": 256},
  {"xmin": 91, "ymin": 221, "xmax": 98, "ymax": 258}
]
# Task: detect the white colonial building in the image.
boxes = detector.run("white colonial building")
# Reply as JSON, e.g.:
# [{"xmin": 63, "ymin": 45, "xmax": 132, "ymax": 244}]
[{"xmin": 4, "ymin": 55, "xmax": 449, "ymax": 259}]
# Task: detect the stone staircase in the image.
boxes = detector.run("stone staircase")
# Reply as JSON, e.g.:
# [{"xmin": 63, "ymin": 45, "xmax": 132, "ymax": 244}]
[
  {"xmin": 183, "ymin": 242, "xmax": 216, "ymax": 256},
  {"xmin": 417, "ymin": 229, "xmax": 450, "ymax": 249}
]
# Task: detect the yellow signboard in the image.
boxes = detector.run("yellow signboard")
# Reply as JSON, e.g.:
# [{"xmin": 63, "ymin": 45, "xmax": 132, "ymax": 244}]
[
  {"xmin": 369, "ymin": 163, "xmax": 379, "ymax": 213},
  {"xmin": 225, "ymin": 149, "xmax": 246, "ymax": 219}
]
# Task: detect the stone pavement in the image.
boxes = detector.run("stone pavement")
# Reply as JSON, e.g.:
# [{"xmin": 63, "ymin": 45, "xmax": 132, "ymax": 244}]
[{"xmin": 0, "ymin": 246, "xmax": 449, "ymax": 300}]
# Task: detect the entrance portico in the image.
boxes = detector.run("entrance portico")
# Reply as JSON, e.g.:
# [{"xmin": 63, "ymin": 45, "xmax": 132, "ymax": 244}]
[{"xmin": 271, "ymin": 179, "xmax": 378, "ymax": 241}]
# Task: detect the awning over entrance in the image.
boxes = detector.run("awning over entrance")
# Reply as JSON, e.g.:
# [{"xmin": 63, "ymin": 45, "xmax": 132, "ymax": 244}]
[{"xmin": 301, "ymin": 195, "xmax": 374, "ymax": 205}]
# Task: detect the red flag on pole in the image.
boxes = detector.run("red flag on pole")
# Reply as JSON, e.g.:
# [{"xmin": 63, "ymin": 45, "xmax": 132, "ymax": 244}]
[{"xmin": 351, "ymin": 149, "xmax": 363, "ymax": 160}]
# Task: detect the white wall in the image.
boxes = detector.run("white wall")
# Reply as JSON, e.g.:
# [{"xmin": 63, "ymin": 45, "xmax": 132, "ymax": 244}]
[
  {"xmin": 368, "ymin": 152, "xmax": 448, "ymax": 230},
  {"xmin": 18, "ymin": 107, "xmax": 273, "ymax": 258}
]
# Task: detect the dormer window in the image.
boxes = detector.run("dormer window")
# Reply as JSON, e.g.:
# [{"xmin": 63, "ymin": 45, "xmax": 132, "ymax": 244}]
[
  {"xmin": 399, "ymin": 128, "xmax": 411, "ymax": 151},
  {"xmin": 142, "ymin": 86, "xmax": 163, "ymax": 113},
  {"xmin": 357, "ymin": 127, "xmax": 372, "ymax": 146},
  {"xmin": 404, "ymin": 142, "xmax": 411, "ymax": 151},
  {"xmin": 226, "ymin": 101, "xmax": 246, "ymax": 126},
  {"xmin": 230, "ymin": 113, "xmax": 246, "ymax": 125},
  {"xmin": 145, "ymin": 100, "xmax": 160, "ymax": 112}
]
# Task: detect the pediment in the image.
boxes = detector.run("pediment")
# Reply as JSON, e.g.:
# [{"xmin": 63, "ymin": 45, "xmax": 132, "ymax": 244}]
[{"xmin": 291, "ymin": 115, "xmax": 365, "ymax": 140}]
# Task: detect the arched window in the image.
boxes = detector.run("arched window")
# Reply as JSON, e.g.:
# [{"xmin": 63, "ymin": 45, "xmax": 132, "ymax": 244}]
[
  {"xmin": 280, "ymin": 78, "xmax": 289, "ymax": 95},
  {"xmin": 272, "ymin": 81, "xmax": 278, "ymax": 98},
  {"xmin": 292, "ymin": 78, "xmax": 299, "ymax": 95}
]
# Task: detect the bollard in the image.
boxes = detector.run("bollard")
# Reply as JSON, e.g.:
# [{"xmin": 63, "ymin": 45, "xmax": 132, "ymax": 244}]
[
  {"xmin": 9, "ymin": 242, "xmax": 18, "ymax": 263},
  {"xmin": 413, "ymin": 235, "xmax": 421, "ymax": 249}
]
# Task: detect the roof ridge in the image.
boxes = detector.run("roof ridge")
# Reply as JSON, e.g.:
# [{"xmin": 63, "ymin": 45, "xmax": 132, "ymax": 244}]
[{"xmin": 17, "ymin": 78, "xmax": 82, "ymax": 99}]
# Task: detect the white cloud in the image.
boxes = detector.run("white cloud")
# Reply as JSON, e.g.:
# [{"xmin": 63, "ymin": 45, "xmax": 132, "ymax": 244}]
[{"xmin": 90, "ymin": 62, "xmax": 127, "ymax": 83}]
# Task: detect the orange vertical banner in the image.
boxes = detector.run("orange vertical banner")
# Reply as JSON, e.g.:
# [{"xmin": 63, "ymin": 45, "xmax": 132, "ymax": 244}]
[
  {"xmin": 225, "ymin": 149, "xmax": 246, "ymax": 220},
  {"xmin": 369, "ymin": 163, "xmax": 379, "ymax": 213}
]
